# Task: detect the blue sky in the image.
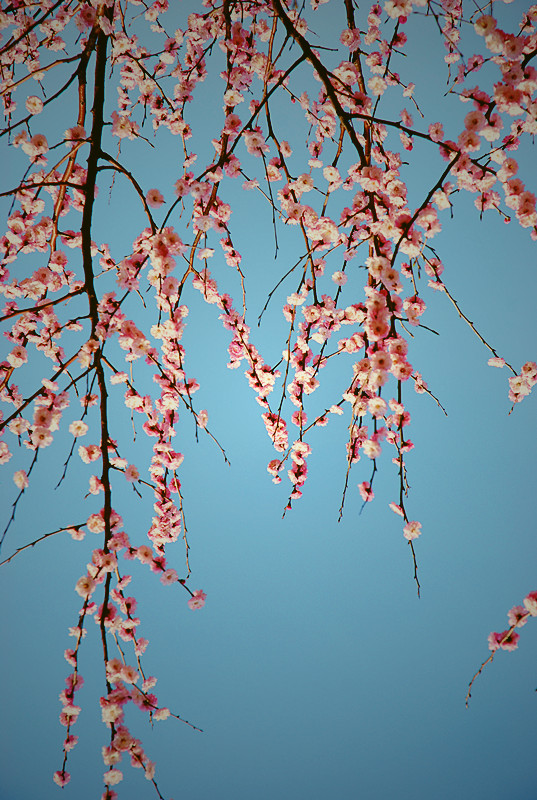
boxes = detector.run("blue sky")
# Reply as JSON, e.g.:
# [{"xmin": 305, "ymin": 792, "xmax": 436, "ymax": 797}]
[{"xmin": 1, "ymin": 2, "xmax": 536, "ymax": 799}]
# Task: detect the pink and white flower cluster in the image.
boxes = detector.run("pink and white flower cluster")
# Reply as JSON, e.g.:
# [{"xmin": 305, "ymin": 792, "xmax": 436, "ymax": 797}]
[
  {"xmin": 1, "ymin": 0, "xmax": 536, "ymax": 793},
  {"xmin": 488, "ymin": 591, "xmax": 537, "ymax": 652}
]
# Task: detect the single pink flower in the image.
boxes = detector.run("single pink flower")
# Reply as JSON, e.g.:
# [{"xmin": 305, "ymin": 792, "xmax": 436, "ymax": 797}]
[
  {"xmin": 332, "ymin": 270, "xmax": 347, "ymax": 286},
  {"xmin": 64, "ymin": 125, "xmax": 86, "ymax": 143},
  {"xmin": 75, "ymin": 575, "xmax": 96, "ymax": 598},
  {"xmin": 146, "ymin": 188, "xmax": 164, "ymax": 207},
  {"xmin": 53, "ymin": 771, "xmax": 70, "ymax": 787},
  {"xmin": 7, "ymin": 345, "xmax": 27, "ymax": 368},
  {"xmin": 188, "ymin": 590, "xmax": 207, "ymax": 610},
  {"xmin": 69, "ymin": 420, "xmax": 88, "ymax": 437},
  {"xmin": 523, "ymin": 591, "xmax": 537, "ymax": 616},
  {"xmin": 507, "ymin": 605, "xmax": 529, "ymax": 627},
  {"xmin": 403, "ymin": 520, "xmax": 422, "ymax": 541},
  {"xmin": 358, "ymin": 481, "xmax": 374, "ymax": 502},
  {"xmin": 25, "ymin": 95, "xmax": 44, "ymax": 115},
  {"xmin": 13, "ymin": 470, "xmax": 28, "ymax": 490},
  {"xmin": 121, "ymin": 665, "xmax": 139, "ymax": 684},
  {"xmin": 160, "ymin": 568, "xmax": 178, "ymax": 585},
  {"xmin": 124, "ymin": 464, "xmax": 139, "ymax": 482},
  {"xmin": 103, "ymin": 768, "xmax": 123, "ymax": 786}
]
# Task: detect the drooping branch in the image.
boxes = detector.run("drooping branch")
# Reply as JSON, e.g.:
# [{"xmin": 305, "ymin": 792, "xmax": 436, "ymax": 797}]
[{"xmin": 271, "ymin": 0, "xmax": 367, "ymax": 165}]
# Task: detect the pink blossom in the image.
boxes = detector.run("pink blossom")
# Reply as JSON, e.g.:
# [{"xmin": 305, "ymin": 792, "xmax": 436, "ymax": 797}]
[
  {"xmin": 188, "ymin": 590, "xmax": 207, "ymax": 610},
  {"xmin": 87, "ymin": 513, "xmax": 106, "ymax": 534},
  {"xmin": 294, "ymin": 173, "xmax": 314, "ymax": 194},
  {"xmin": 124, "ymin": 464, "xmax": 139, "ymax": 482},
  {"xmin": 174, "ymin": 177, "xmax": 191, "ymax": 197},
  {"xmin": 112, "ymin": 727, "xmax": 133, "ymax": 751},
  {"xmin": 64, "ymin": 735, "xmax": 79, "ymax": 752},
  {"xmin": 242, "ymin": 178, "xmax": 259, "ymax": 191},
  {"xmin": 25, "ymin": 95, "xmax": 44, "ymax": 115},
  {"xmin": 31, "ymin": 427, "xmax": 53, "ymax": 448},
  {"xmin": 508, "ymin": 375, "xmax": 532, "ymax": 402},
  {"xmin": 332, "ymin": 271, "xmax": 347, "ymax": 286},
  {"xmin": 95, "ymin": 552, "xmax": 117, "ymax": 573},
  {"xmin": 77, "ymin": 4, "xmax": 96, "ymax": 27},
  {"xmin": 59, "ymin": 707, "xmax": 81, "ymax": 727},
  {"xmin": 136, "ymin": 545, "xmax": 154, "ymax": 564},
  {"xmin": 69, "ymin": 420, "xmax": 88, "ymax": 437},
  {"xmin": 160, "ymin": 568, "xmax": 178, "ymax": 585},
  {"xmin": 358, "ymin": 482, "xmax": 374, "ymax": 502},
  {"xmin": 0, "ymin": 443, "xmax": 12, "ymax": 465},
  {"xmin": 384, "ymin": 0, "xmax": 412, "ymax": 18},
  {"xmin": 474, "ymin": 15, "xmax": 496, "ymax": 37},
  {"xmin": 521, "ymin": 362, "xmax": 537, "ymax": 382},
  {"xmin": 75, "ymin": 575, "xmax": 96, "ymax": 598},
  {"xmin": 464, "ymin": 110, "xmax": 486, "ymax": 133},
  {"xmin": 340, "ymin": 28, "xmax": 361, "ymax": 51},
  {"xmin": 33, "ymin": 407, "xmax": 53, "ymax": 428},
  {"xmin": 111, "ymin": 111, "xmax": 138, "ymax": 140},
  {"xmin": 102, "ymin": 744, "xmax": 122, "ymax": 766},
  {"xmin": 368, "ymin": 76, "xmax": 387, "ymax": 96},
  {"xmin": 121, "ymin": 665, "xmax": 139, "ymax": 684},
  {"xmin": 7, "ymin": 345, "xmax": 27, "ymax": 368},
  {"xmin": 243, "ymin": 128, "xmax": 269, "ymax": 156},
  {"xmin": 12, "ymin": 131, "xmax": 28, "ymax": 147},
  {"xmin": 146, "ymin": 189, "xmax": 164, "ymax": 207},
  {"xmin": 79, "ymin": 444, "xmax": 101, "ymax": 463},
  {"xmin": 89, "ymin": 474, "xmax": 104, "ymax": 495},
  {"xmin": 64, "ymin": 125, "xmax": 86, "ymax": 144},
  {"xmin": 101, "ymin": 700, "xmax": 123, "ymax": 725},
  {"xmin": 403, "ymin": 520, "xmax": 422, "ymax": 541},
  {"xmin": 224, "ymin": 88, "xmax": 243, "ymax": 107},
  {"xmin": 13, "ymin": 470, "xmax": 28, "ymax": 490},
  {"xmin": 53, "ymin": 771, "xmax": 71, "ymax": 788},
  {"xmin": 22, "ymin": 133, "xmax": 49, "ymax": 157},
  {"xmin": 197, "ymin": 409, "xmax": 209, "ymax": 428},
  {"xmin": 507, "ymin": 605, "xmax": 529, "ymax": 628},
  {"xmin": 105, "ymin": 659, "xmax": 123, "ymax": 683},
  {"xmin": 103, "ymin": 769, "xmax": 123, "ymax": 786},
  {"xmin": 523, "ymin": 591, "xmax": 537, "ymax": 616},
  {"xmin": 363, "ymin": 439, "xmax": 381, "ymax": 460},
  {"xmin": 7, "ymin": 418, "xmax": 30, "ymax": 436},
  {"xmin": 488, "ymin": 629, "xmax": 520, "ymax": 652},
  {"xmin": 368, "ymin": 396, "xmax": 387, "ymax": 418},
  {"xmin": 428, "ymin": 122, "xmax": 444, "ymax": 142}
]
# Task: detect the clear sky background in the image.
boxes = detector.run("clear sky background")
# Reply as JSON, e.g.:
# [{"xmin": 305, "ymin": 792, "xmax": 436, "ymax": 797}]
[{"xmin": 1, "ymin": 2, "xmax": 536, "ymax": 800}]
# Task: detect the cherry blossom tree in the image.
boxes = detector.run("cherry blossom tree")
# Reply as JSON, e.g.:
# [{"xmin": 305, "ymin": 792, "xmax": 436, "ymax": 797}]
[{"xmin": 0, "ymin": 0, "xmax": 535, "ymax": 797}]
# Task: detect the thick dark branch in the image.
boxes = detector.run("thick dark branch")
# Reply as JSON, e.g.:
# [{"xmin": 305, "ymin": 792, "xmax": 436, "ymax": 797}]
[
  {"xmin": 0, "ymin": 288, "xmax": 85, "ymax": 324},
  {"xmin": 271, "ymin": 0, "xmax": 366, "ymax": 165},
  {"xmin": 79, "ymin": 19, "xmax": 114, "ymax": 668}
]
